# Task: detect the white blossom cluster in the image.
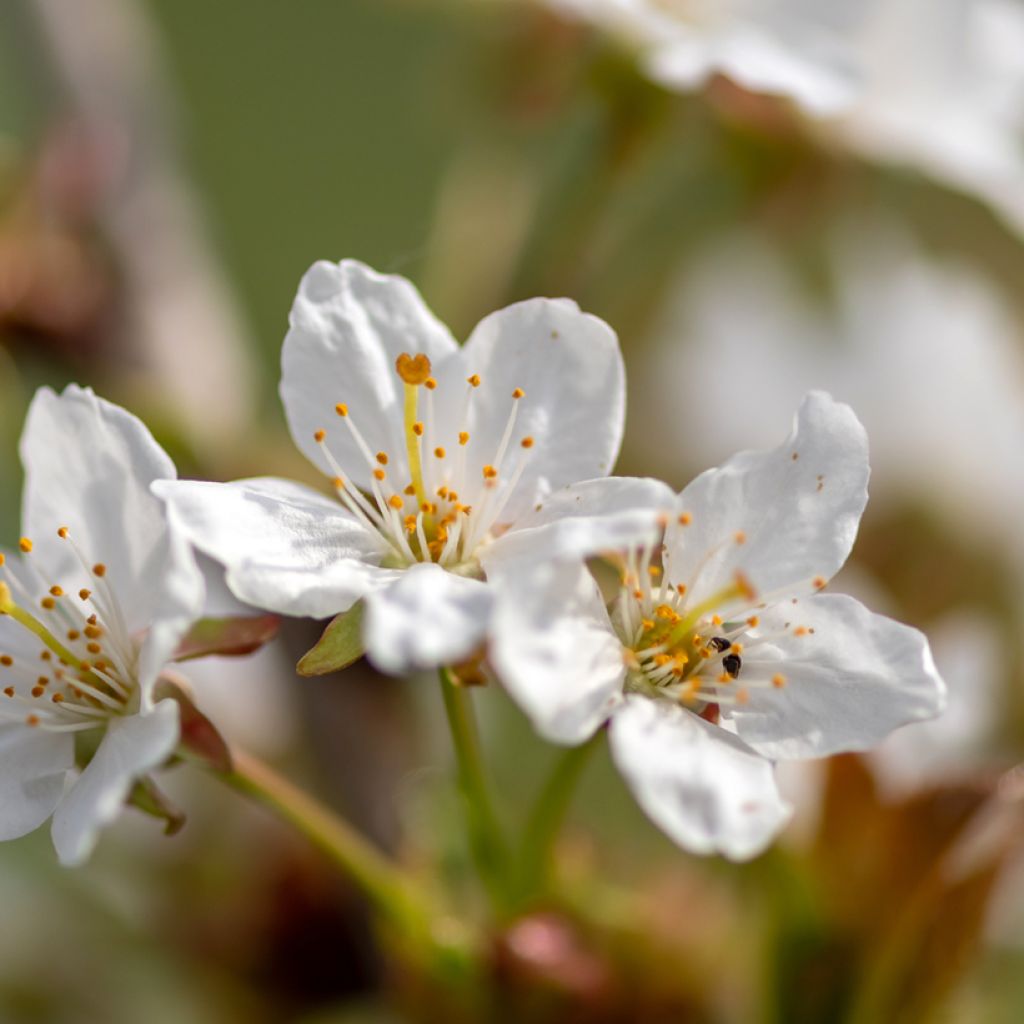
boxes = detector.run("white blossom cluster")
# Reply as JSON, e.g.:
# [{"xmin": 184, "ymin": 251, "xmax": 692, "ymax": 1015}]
[{"xmin": 0, "ymin": 261, "xmax": 945, "ymax": 863}]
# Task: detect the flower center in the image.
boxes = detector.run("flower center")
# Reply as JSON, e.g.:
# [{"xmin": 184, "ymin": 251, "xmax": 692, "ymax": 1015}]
[
  {"xmin": 613, "ymin": 530, "xmax": 787, "ymax": 719},
  {"xmin": 0, "ymin": 530, "xmax": 139, "ymax": 733},
  {"xmin": 313, "ymin": 352, "xmax": 535, "ymax": 572}
]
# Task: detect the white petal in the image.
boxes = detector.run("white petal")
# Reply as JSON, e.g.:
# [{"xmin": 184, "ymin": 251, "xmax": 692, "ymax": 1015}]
[
  {"xmin": 457, "ymin": 298, "xmax": 625, "ymax": 524},
  {"xmin": 0, "ymin": 725, "xmax": 73, "ymax": 841},
  {"xmin": 280, "ymin": 260, "xmax": 459, "ymax": 489},
  {"xmin": 731, "ymin": 593, "xmax": 947, "ymax": 760},
  {"xmin": 490, "ymin": 560, "xmax": 624, "ymax": 745},
  {"xmin": 362, "ymin": 563, "xmax": 492, "ymax": 675},
  {"xmin": 665, "ymin": 391, "xmax": 868, "ymax": 606},
  {"xmin": 19, "ymin": 385, "xmax": 185, "ymax": 632},
  {"xmin": 51, "ymin": 700, "xmax": 180, "ymax": 866},
  {"xmin": 154, "ymin": 477, "xmax": 401, "ymax": 619},
  {"xmin": 609, "ymin": 696, "xmax": 792, "ymax": 860},
  {"xmin": 136, "ymin": 524, "xmax": 206, "ymax": 702},
  {"xmin": 482, "ymin": 476, "xmax": 675, "ymax": 575}
]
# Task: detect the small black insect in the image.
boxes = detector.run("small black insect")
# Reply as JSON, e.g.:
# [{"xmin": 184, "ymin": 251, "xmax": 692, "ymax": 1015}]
[
  {"xmin": 709, "ymin": 636, "xmax": 731, "ymax": 653},
  {"xmin": 722, "ymin": 653, "xmax": 742, "ymax": 679}
]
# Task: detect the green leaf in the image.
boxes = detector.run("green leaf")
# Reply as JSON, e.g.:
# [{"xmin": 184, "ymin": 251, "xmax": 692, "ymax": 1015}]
[
  {"xmin": 297, "ymin": 602, "xmax": 365, "ymax": 677},
  {"xmin": 173, "ymin": 614, "xmax": 280, "ymax": 662}
]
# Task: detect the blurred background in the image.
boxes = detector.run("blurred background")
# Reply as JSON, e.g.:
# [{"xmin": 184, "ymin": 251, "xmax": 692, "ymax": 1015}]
[{"xmin": 3, "ymin": 0, "xmax": 1024, "ymax": 1020}]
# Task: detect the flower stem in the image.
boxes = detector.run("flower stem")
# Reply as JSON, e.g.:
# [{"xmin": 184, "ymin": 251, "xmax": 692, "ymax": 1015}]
[
  {"xmin": 220, "ymin": 747, "xmax": 423, "ymax": 930},
  {"xmin": 438, "ymin": 668, "xmax": 509, "ymax": 911},
  {"xmin": 518, "ymin": 733, "xmax": 600, "ymax": 900}
]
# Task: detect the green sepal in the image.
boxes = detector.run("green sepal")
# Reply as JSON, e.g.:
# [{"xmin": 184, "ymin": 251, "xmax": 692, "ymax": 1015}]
[
  {"xmin": 296, "ymin": 602, "xmax": 365, "ymax": 677},
  {"xmin": 126, "ymin": 775, "xmax": 186, "ymax": 836}
]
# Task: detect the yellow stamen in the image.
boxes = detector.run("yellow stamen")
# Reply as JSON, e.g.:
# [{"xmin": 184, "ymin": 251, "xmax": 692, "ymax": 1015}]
[{"xmin": 0, "ymin": 582, "xmax": 90, "ymax": 673}]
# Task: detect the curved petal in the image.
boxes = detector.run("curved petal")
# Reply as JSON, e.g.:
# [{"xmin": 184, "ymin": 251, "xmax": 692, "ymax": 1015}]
[
  {"xmin": 665, "ymin": 391, "xmax": 869, "ymax": 607},
  {"xmin": 362, "ymin": 563, "xmax": 492, "ymax": 675},
  {"xmin": 490, "ymin": 560, "xmax": 625, "ymax": 745},
  {"xmin": 0, "ymin": 725, "xmax": 73, "ymax": 841},
  {"xmin": 609, "ymin": 696, "xmax": 792, "ymax": 860},
  {"xmin": 19, "ymin": 385, "xmax": 180, "ymax": 633},
  {"xmin": 136, "ymin": 524, "xmax": 206, "ymax": 703},
  {"xmin": 730, "ymin": 593, "xmax": 947, "ymax": 760},
  {"xmin": 482, "ymin": 476, "xmax": 676, "ymax": 575},
  {"xmin": 51, "ymin": 699, "xmax": 180, "ymax": 866},
  {"xmin": 280, "ymin": 260, "xmax": 459, "ymax": 489},
  {"xmin": 457, "ymin": 298, "xmax": 625, "ymax": 524},
  {"xmin": 154, "ymin": 477, "xmax": 401, "ymax": 619}
]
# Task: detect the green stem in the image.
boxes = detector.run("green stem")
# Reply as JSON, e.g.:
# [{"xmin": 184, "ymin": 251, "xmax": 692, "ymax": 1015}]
[
  {"xmin": 438, "ymin": 668, "xmax": 509, "ymax": 910},
  {"xmin": 519, "ymin": 733, "xmax": 600, "ymax": 900},
  {"xmin": 220, "ymin": 747, "xmax": 424, "ymax": 931}
]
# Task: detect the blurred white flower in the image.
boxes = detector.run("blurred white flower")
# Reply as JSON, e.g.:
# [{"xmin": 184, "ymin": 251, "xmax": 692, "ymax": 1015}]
[
  {"xmin": 157, "ymin": 259, "xmax": 665, "ymax": 675},
  {"xmin": 833, "ymin": 0, "xmax": 1024, "ymax": 235},
  {"xmin": 492, "ymin": 393, "xmax": 945, "ymax": 859},
  {"xmin": 544, "ymin": 0, "xmax": 867, "ymax": 114},
  {"xmin": 0, "ymin": 386, "xmax": 204, "ymax": 865},
  {"xmin": 636, "ymin": 229, "xmax": 1024, "ymax": 546},
  {"xmin": 545, "ymin": 0, "xmax": 1024, "ymax": 233}
]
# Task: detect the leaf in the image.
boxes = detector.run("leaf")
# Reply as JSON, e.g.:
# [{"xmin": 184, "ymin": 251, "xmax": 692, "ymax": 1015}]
[
  {"xmin": 155, "ymin": 674, "xmax": 233, "ymax": 772},
  {"xmin": 173, "ymin": 614, "xmax": 280, "ymax": 661},
  {"xmin": 126, "ymin": 775, "xmax": 186, "ymax": 836},
  {"xmin": 296, "ymin": 602, "xmax": 365, "ymax": 677}
]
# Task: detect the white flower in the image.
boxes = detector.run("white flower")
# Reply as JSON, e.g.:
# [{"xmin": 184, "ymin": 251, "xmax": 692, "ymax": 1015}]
[
  {"xmin": 548, "ymin": 0, "xmax": 1024, "ymax": 235},
  {"xmin": 544, "ymin": 0, "xmax": 867, "ymax": 115},
  {"xmin": 834, "ymin": 0, "xmax": 1024, "ymax": 237},
  {"xmin": 155, "ymin": 259, "xmax": 664, "ymax": 674},
  {"xmin": 491, "ymin": 392, "xmax": 946, "ymax": 859},
  {"xmin": 0, "ymin": 386, "xmax": 204, "ymax": 865}
]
